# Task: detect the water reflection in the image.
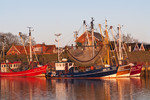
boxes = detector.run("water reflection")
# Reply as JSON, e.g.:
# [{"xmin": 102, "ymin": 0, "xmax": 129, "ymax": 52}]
[
  {"xmin": 1, "ymin": 77, "xmax": 150, "ymax": 100},
  {"xmin": 0, "ymin": 77, "xmax": 47, "ymax": 100}
]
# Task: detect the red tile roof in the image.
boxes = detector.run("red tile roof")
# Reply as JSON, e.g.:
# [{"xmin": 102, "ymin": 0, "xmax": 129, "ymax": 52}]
[{"xmin": 7, "ymin": 44, "xmax": 56, "ymax": 55}]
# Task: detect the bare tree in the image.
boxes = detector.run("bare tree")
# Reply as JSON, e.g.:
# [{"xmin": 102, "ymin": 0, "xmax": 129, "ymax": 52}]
[
  {"xmin": 0, "ymin": 32, "xmax": 21, "ymax": 52},
  {"xmin": 0, "ymin": 32, "xmax": 36, "ymax": 54},
  {"xmin": 115, "ymin": 33, "xmax": 138, "ymax": 43},
  {"xmin": 20, "ymin": 33, "xmax": 36, "ymax": 46}
]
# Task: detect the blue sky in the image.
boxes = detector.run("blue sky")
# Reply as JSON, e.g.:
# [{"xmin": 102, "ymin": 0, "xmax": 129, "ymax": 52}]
[{"xmin": 0, "ymin": 0, "xmax": 150, "ymax": 47}]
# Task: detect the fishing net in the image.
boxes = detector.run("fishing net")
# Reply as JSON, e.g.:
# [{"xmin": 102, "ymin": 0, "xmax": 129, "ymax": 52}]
[{"xmin": 66, "ymin": 38, "xmax": 109, "ymax": 66}]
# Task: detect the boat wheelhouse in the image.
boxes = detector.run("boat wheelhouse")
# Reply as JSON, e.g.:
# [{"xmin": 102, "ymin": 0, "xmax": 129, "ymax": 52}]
[{"xmin": 1, "ymin": 61, "xmax": 21, "ymax": 72}]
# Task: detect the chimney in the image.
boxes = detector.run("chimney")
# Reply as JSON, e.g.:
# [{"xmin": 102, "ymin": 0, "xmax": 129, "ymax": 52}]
[{"xmin": 42, "ymin": 42, "xmax": 45, "ymax": 45}]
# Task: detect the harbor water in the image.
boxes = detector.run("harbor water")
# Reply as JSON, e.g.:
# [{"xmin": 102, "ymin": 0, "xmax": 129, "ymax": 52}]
[{"xmin": 0, "ymin": 77, "xmax": 150, "ymax": 100}]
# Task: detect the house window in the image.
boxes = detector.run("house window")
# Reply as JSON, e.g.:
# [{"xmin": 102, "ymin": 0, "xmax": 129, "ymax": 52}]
[
  {"xmin": 129, "ymin": 46, "xmax": 131, "ymax": 52},
  {"xmin": 34, "ymin": 47, "xmax": 43, "ymax": 52}
]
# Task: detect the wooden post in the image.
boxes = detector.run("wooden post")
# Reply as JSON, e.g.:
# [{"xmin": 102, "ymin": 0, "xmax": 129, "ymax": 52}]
[{"xmin": 145, "ymin": 62, "xmax": 148, "ymax": 77}]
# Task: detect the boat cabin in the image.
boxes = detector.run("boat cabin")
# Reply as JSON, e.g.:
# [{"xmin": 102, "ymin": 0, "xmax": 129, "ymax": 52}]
[
  {"xmin": 1, "ymin": 61, "xmax": 21, "ymax": 72},
  {"xmin": 55, "ymin": 62, "xmax": 74, "ymax": 74}
]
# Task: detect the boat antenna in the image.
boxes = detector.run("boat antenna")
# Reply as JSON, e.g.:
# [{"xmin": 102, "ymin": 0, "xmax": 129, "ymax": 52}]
[
  {"xmin": 55, "ymin": 33, "xmax": 62, "ymax": 62},
  {"xmin": 27, "ymin": 27, "xmax": 34, "ymax": 63}
]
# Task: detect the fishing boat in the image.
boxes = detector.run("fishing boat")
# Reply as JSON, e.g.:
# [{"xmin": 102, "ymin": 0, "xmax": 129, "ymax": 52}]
[
  {"xmin": 116, "ymin": 63, "xmax": 143, "ymax": 77},
  {"xmin": 0, "ymin": 28, "xmax": 48, "ymax": 77},
  {"xmin": 0, "ymin": 64, "xmax": 47, "ymax": 77},
  {"xmin": 46, "ymin": 61, "xmax": 118, "ymax": 79},
  {"xmin": 110, "ymin": 25, "xmax": 143, "ymax": 77},
  {"xmin": 46, "ymin": 19, "xmax": 119, "ymax": 79}
]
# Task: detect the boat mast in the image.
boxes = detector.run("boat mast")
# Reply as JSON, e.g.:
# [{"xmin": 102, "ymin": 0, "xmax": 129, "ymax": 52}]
[
  {"xmin": 118, "ymin": 24, "xmax": 122, "ymax": 65},
  {"xmin": 27, "ymin": 27, "xmax": 33, "ymax": 62},
  {"xmin": 83, "ymin": 20, "xmax": 89, "ymax": 46},
  {"xmin": 105, "ymin": 19, "xmax": 110, "ymax": 65},
  {"xmin": 1, "ymin": 35, "xmax": 5, "ymax": 62},
  {"xmin": 19, "ymin": 32, "xmax": 30, "ymax": 64},
  {"xmin": 98, "ymin": 24, "xmax": 103, "ymax": 41},
  {"xmin": 110, "ymin": 26, "xmax": 119, "ymax": 59},
  {"xmin": 91, "ymin": 17, "xmax": 94, "ymax": 57},
  {"xmin": 74, "ymin": 31, "xmax": 78, "ymax": 46}
]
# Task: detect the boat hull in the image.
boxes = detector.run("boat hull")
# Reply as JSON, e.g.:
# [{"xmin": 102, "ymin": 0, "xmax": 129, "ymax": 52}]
[
  {"xmin": 0, "ymin": 65, "xmax": 47, "ymax": 77},
  {"xmin": 130, "ymin": 64, "xmax": 142, "ymax": 76},
  {"xmin": 117, "ymin": 64, "xmax": 143, "ymax": 77},
  {"xmin": 46, "ymin": 66, "xmax": 118, "ymax": 79},
  {"xmin": 117, "ymin": 64, "xmax": 131, "ymax": 77}
]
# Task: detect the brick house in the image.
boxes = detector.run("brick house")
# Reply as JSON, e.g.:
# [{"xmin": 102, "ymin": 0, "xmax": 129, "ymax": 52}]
[
  {"xmin": 75, "ymin": 31, "xmax": 103, "ymax": 46},
  {"xmin": 7, "ymin": 43, "xmax": 57, "ymax": 55}
]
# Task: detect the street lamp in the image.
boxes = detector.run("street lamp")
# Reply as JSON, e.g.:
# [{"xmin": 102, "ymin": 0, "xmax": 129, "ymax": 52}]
[{"xmin": 55, "ymin": 33, "xmax": 61, "ymax": 62}]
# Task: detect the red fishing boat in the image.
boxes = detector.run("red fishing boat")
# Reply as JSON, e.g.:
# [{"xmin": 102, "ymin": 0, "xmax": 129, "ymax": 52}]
[
  {"xmin": 0, "ymin": 28, "xmax": 48, "ymax": 77},
  {"xmin": 0, "ymin": 64, "xmax": 47, "ymax": 77}
]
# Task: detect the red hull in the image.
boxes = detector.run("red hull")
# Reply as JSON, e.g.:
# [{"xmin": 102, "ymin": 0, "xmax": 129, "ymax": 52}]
[
  {"xmin": 130, "ymin": 64, "xmax": 142, "ymax": 76},
  {"xmin": 0, "ymin": 65, "xmax": 47, "ymax": 77}
]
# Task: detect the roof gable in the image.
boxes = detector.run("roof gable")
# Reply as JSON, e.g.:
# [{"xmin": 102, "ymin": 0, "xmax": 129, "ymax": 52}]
[
  {"xmin": 7, "ymin": 45, "xmax": 21, "ymax": 55},
  {"xmin": 133, "ymin": 43, "xmax": 139, "ymax": 51},
  {"xmin": 139, "ymin": 43, "xmax": 145, "ymax": 51},
  {"xmin": 75, "ymin": 31, "xmax": 104, "ymax": 43}
]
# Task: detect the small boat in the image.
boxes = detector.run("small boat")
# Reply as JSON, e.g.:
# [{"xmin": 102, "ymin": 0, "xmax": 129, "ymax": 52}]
[
  {"xmin": 116, "ymin": 64, "xmax": 132, "ymax": 77},
  {"xmin": 0, "ymin": 28, "xmax": 48, "ymax": 77},
  {"xmin": 116, "ymin": 64, "xmax": 143, "ymax": 77},
  {"xmin": 130, "ymin": 64, "xmax": 143, "ymax": 76},
  {"xmin": 116, "ymin": 63, "xmax": 142, "ymax": 77}
]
